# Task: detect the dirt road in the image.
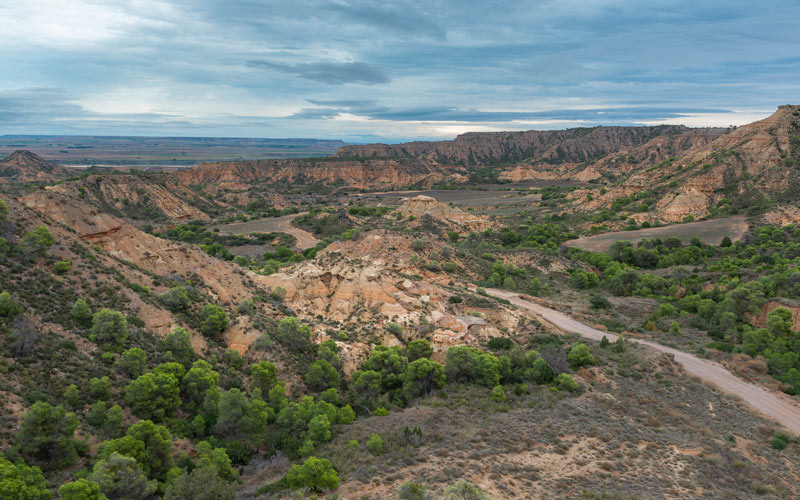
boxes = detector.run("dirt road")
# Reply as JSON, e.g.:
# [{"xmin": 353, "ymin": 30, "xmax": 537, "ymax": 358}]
[
  {"xmin": 565, "ymin": 216, "xmax": 749, "ymax": 253},
  {"xmin": 486, "ymin": 288, "xmax": 800, "ymax": 434},
  {"xmin": 215, "ymin": 213, "xmax": 320, "ymax": 250}
]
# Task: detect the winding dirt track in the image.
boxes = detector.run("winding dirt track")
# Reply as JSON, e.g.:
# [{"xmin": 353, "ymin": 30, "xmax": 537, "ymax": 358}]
[
  {"xmin": 215, "ymin": 212, "xmax": 320, "ymax": 250},
  {"xmin": 486, "ymin": 288, "xmax": 800, "ymax": 434}
]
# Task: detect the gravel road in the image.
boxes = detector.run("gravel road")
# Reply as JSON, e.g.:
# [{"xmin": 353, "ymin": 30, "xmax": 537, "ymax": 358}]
[{"xmin": 486, "ymin": 288, "xmax": 800, "ymax": 434}]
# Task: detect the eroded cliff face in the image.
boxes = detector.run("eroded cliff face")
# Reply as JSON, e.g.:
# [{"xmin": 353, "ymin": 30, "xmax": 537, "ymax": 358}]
[
  {"xmin": 258, "ymin": 231, "xmax": 524, "ymax": 373},
  {"xmin": 176, "ymin": 158, "xmax": 449, "ymax": 191},
  {"xmin": 20, "ymin": 190, "xmax": 254, "ymax": 304},
  {"xmin": 337, "ymin": 126, "xmax": 701, "ymax": 167},
  {"xmin": 18, "ymin": 190, "xmax": 289, "ymax": 355},
  {"xmin": 396, "ymin": 195, "xmax": 492, "ymax": 232},
  {"xmin": 559, "ymin": 106, "xmax": 800, "ymax": 223},
  {"xmin": 177, "ymin": 124, "xmax": 731, "ymax": 193},
  {"xmin": 46, "ymin": 174, "xmax": 214, "ymax": 224},
  {"xmin": 0, "ymin": 150, "xmax": 73, "ymax": 183}
]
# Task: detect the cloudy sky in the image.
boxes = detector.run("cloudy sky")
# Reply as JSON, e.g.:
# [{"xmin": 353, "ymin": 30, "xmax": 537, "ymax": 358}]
[{"xmin": 1, "ymin": 0, "xmax": 798, "ymax": 141}]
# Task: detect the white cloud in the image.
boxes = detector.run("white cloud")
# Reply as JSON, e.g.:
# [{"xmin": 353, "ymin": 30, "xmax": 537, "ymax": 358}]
[{"xmin": 0, "ymin": 0, "xmax": 175, "ymax": 48}]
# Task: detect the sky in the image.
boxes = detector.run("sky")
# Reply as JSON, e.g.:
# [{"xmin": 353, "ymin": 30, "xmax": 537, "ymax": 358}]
[{"xmin": 1, "ymin": 0, "xmax": 799, "ymax": 142}]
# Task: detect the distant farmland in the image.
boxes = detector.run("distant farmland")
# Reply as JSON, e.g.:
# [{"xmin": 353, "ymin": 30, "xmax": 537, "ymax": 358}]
[
  {"xmin": 0, "ymin": 135, "xmax": 346, "ymax": 166},
  {"xmin": 565, "ymin": 217, "xmax": 749, "ymax": 253}
]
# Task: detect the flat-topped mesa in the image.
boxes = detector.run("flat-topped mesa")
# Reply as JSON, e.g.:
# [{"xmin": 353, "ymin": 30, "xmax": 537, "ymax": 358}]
[{"xmin": 0, "ymin": 150, "xmax": 72, "ymax": 183}]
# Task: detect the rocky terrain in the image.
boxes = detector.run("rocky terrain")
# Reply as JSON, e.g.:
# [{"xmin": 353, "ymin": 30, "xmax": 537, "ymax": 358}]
[
  {"xmin": 45, "ymin": 173, "xmax": 219, "ymax": 225},
  {"xmin": 0, "ymin": 150, "xmax": 74, "ymax": 183},
  {"xmin": 175, "ymin": 157, "xmax": 450, "ymax": 191},
  {"xmin": 396, "ymin": 195, "xmax": 492, "ymax": 232}
]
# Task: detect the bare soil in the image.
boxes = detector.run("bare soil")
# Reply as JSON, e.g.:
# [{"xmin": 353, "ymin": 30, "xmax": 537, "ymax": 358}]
[
  {"xmin": 214, "ymin": 213, "xmax": 320, "ymax": 249},
  {"xmin": 564, "ymin": 217, "xmax": 749, "ymax": 253}
]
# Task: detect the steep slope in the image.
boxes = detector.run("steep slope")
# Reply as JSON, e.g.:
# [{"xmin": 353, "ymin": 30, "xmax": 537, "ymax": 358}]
[
  {"xmin": 396, "ymin": 194, "xmax": 491, "ymax": 232},
  {"xmin": 576, "ymin": 105, "xmax": 800, "ymax": 222},
  {"xmin": 0, "ymin": 150, "xmax": 73, "ymax": 183},
  {"xmin": 336, "ymin": 125, "xmax": 714, "ymax": 166},
  {"xmin": 177, "ymin": 125, "xmax": 730, "ymax": 192},
  {"xmin": 500, "ymin": 126, "xmax": 727, "ymax": 182},
  {"xmin": 176, "ymin": 157, "xmax": 448, "ymax": 191},
  {"xmin": 46, "ymin": 173, "xmax": 218, "ymax": 225},
  {"xmin": 260, "ymin": 230, "xmax": 522, "ymax": 370},
  {"xmin": 18, "ymin": 190, "xmax": 285, "ymax": 354}
]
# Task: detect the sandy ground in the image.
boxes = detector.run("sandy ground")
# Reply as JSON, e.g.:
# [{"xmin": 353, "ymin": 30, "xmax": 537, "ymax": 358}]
[
  {"xmin": 214, "ymin": 212, "xmax": 320, "ymax": 250},
  {"xmin": 487, "ymin": 287, "xmax": 800, "ymax": 434},
  {"xmin": 564, "ymin": 216, "xmax": 749, "ymax": 253}
]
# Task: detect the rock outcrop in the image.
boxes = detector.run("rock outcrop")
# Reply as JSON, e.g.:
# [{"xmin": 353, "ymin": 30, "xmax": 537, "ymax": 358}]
[
  {"xmin": 46, "ymin": 174, "xmax": 214, "ymax": 225},
  {"xmin": 0, "ymin": 150, "xmax": 73, "ymax": 183},
  {"xmin": 396, "ymin": 195, "xmax": 491, "ymax": 232},
  {"xmin": 21, "ymin": 190, "xmax": 258, "ymax": 306},
  {"xmin": 176, "ymin": 158, "xmax": 447, "ymax": 191}
]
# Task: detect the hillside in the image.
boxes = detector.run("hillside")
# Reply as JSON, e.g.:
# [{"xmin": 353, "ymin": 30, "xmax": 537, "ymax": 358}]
[
  {"xmin": 568, "ymin": 105, "xmax": 800, "ymax": 223},
  {"xmin": 44, "ymin": 173, "xmax": 221, "ymax": 226},
  {"xmin": 0, "ymin": 150, "xmax": 73, "ymax": 183},
  {"xmin": 336, "ymin": 125, "xmax": 724, "ymax": 167},
  {"xmin": 175, "ymin": 157, "xmax": 449, "ymax": 191},
  {"xmin": 176, "ymin": 125, "xmax": 729, "ymax": 193}
]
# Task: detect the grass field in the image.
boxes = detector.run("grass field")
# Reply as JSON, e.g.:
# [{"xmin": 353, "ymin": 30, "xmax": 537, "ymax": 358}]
[{"xmin": 565, "ymin": 216, "xmax": 749, "ymax": 253}]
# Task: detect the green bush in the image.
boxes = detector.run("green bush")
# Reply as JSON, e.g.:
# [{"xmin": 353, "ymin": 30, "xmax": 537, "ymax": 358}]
[
  {"xmin": 118, "ymin": 348, "xmax": 147, "ymax": 378},
  {"xmin": 58, "ymin": 478, "xmax": 106, "ymax": 500},
  {"xmin": 70, "ymin": 299, "xmax": 92, "ymax": 328},
  {"xmin": 555, "ymin": 373, "xmax": 580, "ymax": 392},
  {"xmin": 527, "ymin": 358, "xmax": 555, "ymax": 384},
  {"xmin": 386, "ymin": 322, "xmax": 403, "ymax": 336},
  {"xmin": 125, "ymin": 372, "xmax": 181, "ymax": 422},
  {"xmin": 0, "ymin": 291, "xmax": 22, "ymax": 318},
  {"xmin": 285, "ymin": 456, "xmax": 339, "ymax": 492},
  {"xmin": 445, "ymin": 346, "xmax": 501, "ymax": 387},
  {"xmin": 589, "ymin": 293, "xmax": 611, "ymax": 309},
  {"xmin": 18, "ymin": 402, "xmax": 79, "ymax": 470},
  {"xmin": 0, "ymin": 455, "xmax": 50, "ymax": 500},
  {"xmin": 90, "ymin": 309, "xmax": 129, "ymax": 350},
  {"xmin": 567, "ymin": 344, "xmax": 595, "ymax": 369},
  {"xmin": 490, "ymin": 385, "xmax": 506, "ymax": 401},
  {"xmin": 407, "ymin": 339, "xmax": 433, "ymax": 361},
  {"xmin": 443, "ymin": 261, "xmax": 458, "ymax": 273},
  {"xmin": 771, "ymin": 432, "xmax": 791, "ymax": 450},
  {"xmin": 398, "ymin": 481, "xmax": 435, "ymax": 500},
  {"xmin": 366, "ymin": 434, "xmax": 384, "ymax": 455},
  {"xmin": 199, "ymin": 304, "xmax": 229, "ymax": 338},
  {"xmin": 53, "ymin": 261, "xmax": 71, "ymax": 274},
  {"xmin": 444, "ymin": 480, "xmax": 494, "ymax": 500},
  {"xmin": 21, "ymin": 225, "xmax": 55, "ymax": 257}
]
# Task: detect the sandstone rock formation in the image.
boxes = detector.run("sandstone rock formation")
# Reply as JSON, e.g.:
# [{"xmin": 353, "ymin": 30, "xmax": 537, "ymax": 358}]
[
  {"xmin": 0, "ymin": 150, "xmax": 73, "ymax": 183},
  {"xmin": 396, "ymin": 195, "xmax": 491, "ymax": 232},
  {"xmin": 176, "ymin": 158, "xmax": 446, "ymax": 191},
  {"xmin": 46, "ymin": 173, "xmax": 213, "ymax": 224}
]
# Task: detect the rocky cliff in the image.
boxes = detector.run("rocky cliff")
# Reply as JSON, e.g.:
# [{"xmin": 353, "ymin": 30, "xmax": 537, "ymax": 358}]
[
  {"xmin": 336, "ymin": 125, "xmax": 709, "ymax": 167},
  {"xmin": 178, "ymin": 125, "xmax": 730, "ymax": 192},
  {"xmin": 176, "ymin": 158, "xmax": 449, "ymax": 191},
  {"xmin": 19, "ymin": 190, "xmax": 284, "ymax": 353},
  {"xmin": 396, "ymin": 195, "xmax": 491, "ymax": 232},
  {"xmin": 259, "ymin": 230, "xmax": 524, "ymax": 372},
  {"xmin": 46, "ymin": 173, "xmax": 216, "ymax": 225},
  {"xmin": 0, "ymin": 150, "xmax": 73, "ymax": 183},
  {"xmin": 575, "ymin": 105, "xmax": 800, "ymax": 222}
]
